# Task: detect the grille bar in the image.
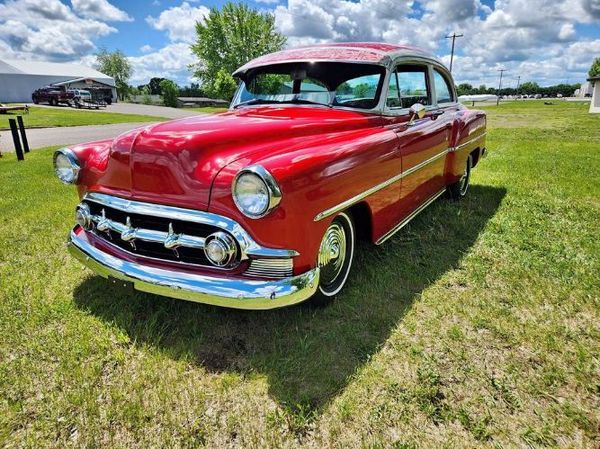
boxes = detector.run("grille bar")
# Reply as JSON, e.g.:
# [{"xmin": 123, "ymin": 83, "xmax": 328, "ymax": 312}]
[{"xmin": 92, "ymin": 209, "xmax": 205, "ymax": 251}]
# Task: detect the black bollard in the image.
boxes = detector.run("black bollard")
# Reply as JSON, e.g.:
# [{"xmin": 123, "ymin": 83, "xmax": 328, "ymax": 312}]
[
  {"xmin": 9, "ymin": 119, "xmax": 24, "ymax": 161},
  {"xmin": 17, "ymin": 115, "xmax": 30, "ymax": 153}
]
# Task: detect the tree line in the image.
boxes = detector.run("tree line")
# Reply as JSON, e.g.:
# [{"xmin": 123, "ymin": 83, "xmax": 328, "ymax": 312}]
[{"xmin": 456, "ymin": 82, "xmax": 583, "ymax": 97}]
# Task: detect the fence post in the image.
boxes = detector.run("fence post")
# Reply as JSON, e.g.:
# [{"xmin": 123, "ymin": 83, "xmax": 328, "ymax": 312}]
[
  {"xmin": 17, "ymin": 116, "xmax": 29, "ymax": 153},
  {"xmin": 9, "ymin": 119, "xmax": 24, "ymax": 161}
]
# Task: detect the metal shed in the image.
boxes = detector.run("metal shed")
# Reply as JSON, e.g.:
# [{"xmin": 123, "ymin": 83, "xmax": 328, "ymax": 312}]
[{"xmin": 0, "ymin": 59, "xmax": 116, "ymax": 103}]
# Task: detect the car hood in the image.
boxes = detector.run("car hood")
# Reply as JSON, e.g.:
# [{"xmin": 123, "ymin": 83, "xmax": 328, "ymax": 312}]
[{"xmin": 101, "ymin": 106, "xmax": 380, "ymax": 210}]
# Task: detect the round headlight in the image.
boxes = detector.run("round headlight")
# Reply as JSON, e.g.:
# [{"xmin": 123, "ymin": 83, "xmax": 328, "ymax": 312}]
[
  {"xmin": 53, "ymin": 148, "xmax": 80, "ymax": 184},
  {"xmin": 232, "ymin": 165, "xmax": 281, "ymax": 218},
  {"xmin": 75, "ymin": 203, "xmax": 92, "ymax": 229}
]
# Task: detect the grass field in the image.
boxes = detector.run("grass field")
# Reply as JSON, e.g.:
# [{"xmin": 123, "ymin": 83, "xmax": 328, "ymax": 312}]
[
  {"xmin": 188, "ymin": 106, "xmax": 229, "ymax": 114},
  {"xmin": 0, "ymin": 106, "xmax": 165, "ymax": 130},
  {"xmin": 0, "ymin": 101, "xmax": 598, "ymax": 447}
]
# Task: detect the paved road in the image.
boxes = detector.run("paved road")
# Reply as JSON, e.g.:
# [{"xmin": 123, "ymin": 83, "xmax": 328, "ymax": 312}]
[
  {"xmin": 33, "ymin": 102, "xmax": 200, "ymax": 119},
  {"xmin": 1, "ymin": 122, "xmax": 158, "ymax": 152}
]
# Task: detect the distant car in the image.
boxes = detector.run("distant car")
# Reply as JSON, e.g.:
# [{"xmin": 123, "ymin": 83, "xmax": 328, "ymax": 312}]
[
  {"xmin": 32, "ymin": 85, "xmax": 74, "ymax": 106},
  {"xmin": 68, "ymin": 89, "xmax": 92, "ymax": 102},
  {"xmin": 53, "ymin": 42, "xmax": 487, "ymax": 309}
]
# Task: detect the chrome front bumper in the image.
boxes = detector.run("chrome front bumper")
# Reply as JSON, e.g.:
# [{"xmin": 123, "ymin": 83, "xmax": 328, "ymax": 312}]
[{"xmin": 68, "ymin": 230, "xmax": 320, "ymax": 310}]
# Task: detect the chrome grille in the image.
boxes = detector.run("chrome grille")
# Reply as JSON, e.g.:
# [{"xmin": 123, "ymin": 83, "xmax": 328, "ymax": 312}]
[
  {"xmin": 79, "ymin": 193, "xmax": 298, "ymax": 278},
  {"xmin": 245, "ymin": 258, "xmax": 293, "ymax": 278},
  {"xmin": 84, "ymin": 198, "xmax": 224, "ymax": 267}
]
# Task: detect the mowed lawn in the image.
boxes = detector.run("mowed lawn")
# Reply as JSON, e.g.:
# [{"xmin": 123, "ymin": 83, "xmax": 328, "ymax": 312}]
[
  {"xmin": 0, "ymin": 106, "xmax": 165, "ymax": 130},
  {"xmin": 0, "ymin": 101, "xmax": 598, "ymax": 447}
]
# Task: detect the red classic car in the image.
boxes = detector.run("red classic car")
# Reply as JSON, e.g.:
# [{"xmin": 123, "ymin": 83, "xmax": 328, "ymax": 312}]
[{"xmin": 54, "ymin": 43, "xmax": 486, "ymax": 309}]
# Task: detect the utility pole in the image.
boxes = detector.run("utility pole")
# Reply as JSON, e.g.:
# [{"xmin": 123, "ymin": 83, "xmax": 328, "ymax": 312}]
[
  {"xmin": 516, "ymin": 75, "xmax": 521, "ymax": 99},
  {"xmin": 497, "ymin": 69, "xmax": 506, "ymax": 105},
  {"xmin": 445, "ymin": 32, "xmax": 464, "ymax": 73}
]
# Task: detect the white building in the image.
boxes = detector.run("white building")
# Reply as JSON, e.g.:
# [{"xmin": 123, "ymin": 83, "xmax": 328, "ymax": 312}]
[
  {"xmin": 0, "ymin": 59, "xmax": 116, "ymax": 103},
  {"xmin": 588, "ymin": 76, "xmax": 600, "ymax": 114}
]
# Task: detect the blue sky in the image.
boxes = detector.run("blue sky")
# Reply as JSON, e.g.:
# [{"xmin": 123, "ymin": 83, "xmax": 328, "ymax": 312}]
[{"xmin": 0, "ymin": 0, "xmax": 599, "ymax": 87}]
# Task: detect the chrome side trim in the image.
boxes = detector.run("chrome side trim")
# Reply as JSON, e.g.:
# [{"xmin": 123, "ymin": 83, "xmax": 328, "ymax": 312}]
[
  {"xmin": 375, "ymin": 188, "xmax": 446, "ymax": 245},
  {"xmin": 314, "ymin": 148, "xmax": 449, "ymax": 221},
  {"xmin": 84, "ymin": 192, "xmax": 299, "ymax": 259},
  {"xmin": 450, "ymin": 132, "xmax": 487, "ymax": 152},
  {"xmin": 68, "ymin": 230, "xmax": 318, "ymax": 310}
]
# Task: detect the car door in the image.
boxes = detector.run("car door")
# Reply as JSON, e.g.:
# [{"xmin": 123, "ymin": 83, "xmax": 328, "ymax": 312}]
[{"xmin": 381, "ymin": 63, "xmax": 451, "ymax": 230}]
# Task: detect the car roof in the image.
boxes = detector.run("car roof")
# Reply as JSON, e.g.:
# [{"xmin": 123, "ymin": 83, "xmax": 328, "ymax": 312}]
[{"xmin": 233, "ymin": 42, "xmax": 442, "ymax": 76}]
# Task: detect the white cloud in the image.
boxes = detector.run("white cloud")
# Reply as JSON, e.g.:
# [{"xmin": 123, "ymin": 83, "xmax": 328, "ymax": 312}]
[
  {"xmin": 140, "ymin": 44, "xmax": 154, "ymax": 53},
  {"xmin": 256, "ymin": 0, "xmax": 280, "ymax": 4},
  {"xmin": 146, "ymin": 2, "xmax": 209, "ymax": 43},
  {"xmin": 0, "ymin": 0, "xmax": 116, "ymax": 61},
  {"xmin": 273, "ymin": 0, "xmax": 600, "ymax": 86},
  {"xmin": 71, "ymin": 0, "xmax": 132, "ymax": 22},
  {"xmin": 128, "ymin": 42, "xmax": 196, "ymax": 84}
]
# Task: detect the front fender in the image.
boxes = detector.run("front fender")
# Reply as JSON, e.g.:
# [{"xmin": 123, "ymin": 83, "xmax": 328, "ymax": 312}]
[{"xmin": 208, "ymin": 124, "xmax": 400, "ymax": 274}]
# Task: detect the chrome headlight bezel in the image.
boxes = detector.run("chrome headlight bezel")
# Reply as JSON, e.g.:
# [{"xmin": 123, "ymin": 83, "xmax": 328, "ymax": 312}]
[
  {"xmin": 232, "ymin": 165, "xmax": 282, "ymax": 219},
  {"xmin": 53, "ymin": 148, "xmax": 81, "ymax": 184}
]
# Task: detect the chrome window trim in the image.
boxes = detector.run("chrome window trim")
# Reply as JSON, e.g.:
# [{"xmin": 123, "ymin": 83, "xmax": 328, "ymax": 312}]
[
  {"xmin": 84, "ymin": 192, "xmax": 298, "ymax": 259},
  {"xmin": 375, "ymin": 188, "xmax": 447, "ymax": 245},
  {"xmin": 314, "ymin": 148, "xmax": 450, "ymax": 221}
]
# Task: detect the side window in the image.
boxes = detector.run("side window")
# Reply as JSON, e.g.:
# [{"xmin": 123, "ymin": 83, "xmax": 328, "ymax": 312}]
[
  {"xmin": 433, "ymin": 69, "xmax": 454, "ymax": 104},
  {"xmin": 388, "ymin": 65, "xmax": 431, "ymax": 109},
  {"xmin": 386, "ymin": 72, "xmax": 401, "ymax": 107}
]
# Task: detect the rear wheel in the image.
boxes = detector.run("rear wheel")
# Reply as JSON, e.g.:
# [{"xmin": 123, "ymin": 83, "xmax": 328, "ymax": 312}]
[
  {"xmin": 309, "ymin": 212, "xmax": 355, "ymax": 306},
  {"xmin": 447, "ymin": 154, "xmax": 472, "ymax": 199}
]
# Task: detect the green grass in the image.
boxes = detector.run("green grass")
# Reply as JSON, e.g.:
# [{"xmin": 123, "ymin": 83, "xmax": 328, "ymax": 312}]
[
  {"xmin": 0, "ymin": 100, "xmax": 598, "ymax": 447},
  {"xmin": 0, "ymin": 106, "xmax": 166, "ymax": 130},
  {"xmin": 188, "ymin": 106, "xmax": 229, "ymax": 114}
]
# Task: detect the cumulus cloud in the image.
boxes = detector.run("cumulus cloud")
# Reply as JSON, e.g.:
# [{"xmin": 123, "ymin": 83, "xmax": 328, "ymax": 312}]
[
  {"xmin": 146, "ymin": 2, "xmax": 209, "ymax": 43},
  {"xmin": 0, "ymin": 0, "xmax": 116, "ymax": 61},
  {"xmin": 128, "ymin": 42, "xmax": 196, "ymax": 84},
  {"xmin": 71, "ymin": 0, "xmax": 132, "ymax": 22},
  {"xmin": 273, "ymin": 0, "xmax": 600, "ymax": 86}
]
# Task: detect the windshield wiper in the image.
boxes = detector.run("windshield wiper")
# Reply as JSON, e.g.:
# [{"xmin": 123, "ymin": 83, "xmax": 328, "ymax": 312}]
[{"xmin": 232, "ymin": 99, "xmax": 283, "ymax": 109}]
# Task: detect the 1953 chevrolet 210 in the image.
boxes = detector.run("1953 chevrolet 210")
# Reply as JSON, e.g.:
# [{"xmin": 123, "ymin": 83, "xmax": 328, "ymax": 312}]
[{"xmin": 54, "ymin": 43, "xmax": 486, "ymax": 310}]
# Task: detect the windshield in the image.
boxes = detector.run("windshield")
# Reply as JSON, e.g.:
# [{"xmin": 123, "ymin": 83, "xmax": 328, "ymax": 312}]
[{"xmin": 232, "ymin": 62, "xmax": 385, "ymax": 110}]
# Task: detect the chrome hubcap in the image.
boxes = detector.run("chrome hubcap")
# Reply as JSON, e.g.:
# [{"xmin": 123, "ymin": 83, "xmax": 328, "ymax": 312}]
[{"xmin": 318, "ymin": 223, "xmax": 347, "ymax": 286}]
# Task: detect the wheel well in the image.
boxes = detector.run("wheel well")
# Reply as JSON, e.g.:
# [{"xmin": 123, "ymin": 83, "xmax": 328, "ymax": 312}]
[
  {"xmin": 470, "ymin": 147, "xmax": 481, "ymax": 168},
  {"xmin": 348, "ymin": 202, "xmax": 372, "ymax": 241}
]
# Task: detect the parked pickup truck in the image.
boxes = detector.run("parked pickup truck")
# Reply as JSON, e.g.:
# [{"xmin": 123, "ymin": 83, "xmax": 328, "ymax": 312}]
[
  {"xmin": 53, "ymin": 42, "xmax": 487, "ymax": 310},
  {"xmin": 32, "ymin": 85, "xmax": 75, "ymax": 106}
]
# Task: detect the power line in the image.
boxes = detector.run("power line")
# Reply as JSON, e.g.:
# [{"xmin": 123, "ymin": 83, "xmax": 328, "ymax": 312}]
[
  {"xmin": 497, "ymin": 69, "xmax": 507, "ymax": 105},
  {"xmin": 445, "ymin": 32, "xmax": 463, "ymax": 73}
]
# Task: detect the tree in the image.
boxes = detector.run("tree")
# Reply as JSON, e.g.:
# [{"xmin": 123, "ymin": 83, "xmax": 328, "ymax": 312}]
[
  {"xmin": 211, "ymin": 68, "xmax": 238, "ymax": 100},
  {"xmin": 148, "ymin": 77, "xmax": 166, "ymax": 95},
  {"xmin": 191, "ymin": 2, "xmax": 286, "ymax": 99},
  {"xmin": 95, "ymin": 49, "xmax": 132, "ymax": 101},
  {"xmin": 456, "ymin": 83, "xmax": 473, "ymax": 96},
  {"xmin": 160, "ymin": 79, "xmax": 179, "ymax": 108},
  {"xmin": 519, "ymin": 81, "xmax": 540, "ymax": 94},
  {"xmin": 589, "ymin": 57, "xmax": 600, "ymax": 78}
]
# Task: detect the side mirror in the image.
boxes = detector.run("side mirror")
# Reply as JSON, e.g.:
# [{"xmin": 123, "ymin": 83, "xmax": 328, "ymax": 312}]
[{"xmin": 408, "ymin": 103, "xmax": 426, "ymax": 125}]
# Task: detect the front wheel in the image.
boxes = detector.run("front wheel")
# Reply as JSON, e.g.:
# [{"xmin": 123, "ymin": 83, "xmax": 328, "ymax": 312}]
[
  {"xmin": 447, "ymin": 154, "xmax": 472, "ymax": 199},
  {"xmin": 309, "ymin": 212, "xmax": 355, "ymax": 306}
]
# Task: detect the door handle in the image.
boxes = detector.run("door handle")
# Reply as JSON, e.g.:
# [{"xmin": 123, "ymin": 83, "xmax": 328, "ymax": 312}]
[{"xmin": 430, "ymin": 110, "xmax": 445, "ymax": 119}]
